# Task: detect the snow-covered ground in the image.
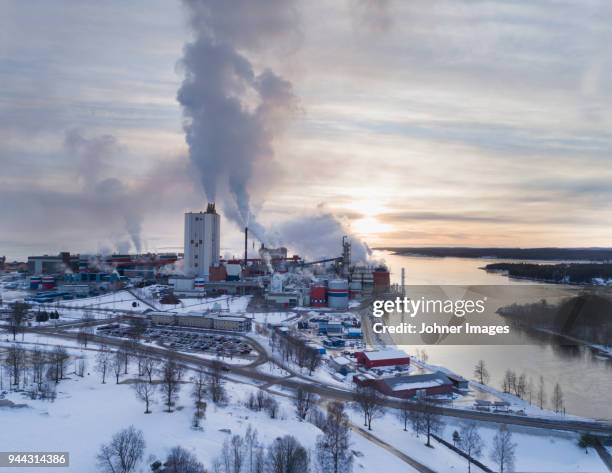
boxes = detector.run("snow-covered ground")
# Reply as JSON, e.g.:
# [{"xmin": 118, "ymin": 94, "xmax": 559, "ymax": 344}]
[
  {"xmin": 0, "ymin": 348, "xmax": 417, "ymax": 473},
  {"xmin": 346, "ymin": 409, "xmax": 608, "ymax": 473},
  {"xmin": 248, "ymin": 312, "xmax": 296, "ymax": 325},
  {"xmin": 59, "ymin": 290, "xmax": 147, "ymax": 312},
  {"xmin": 139, "ymin": 292, "xmax": 252, "ymax": 314}
]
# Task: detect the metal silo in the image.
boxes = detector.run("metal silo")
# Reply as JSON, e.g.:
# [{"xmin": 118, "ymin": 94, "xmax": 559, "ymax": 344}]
[{"xmin": 328, "ymin": 279, "xmax": 349, "ymax": 309}]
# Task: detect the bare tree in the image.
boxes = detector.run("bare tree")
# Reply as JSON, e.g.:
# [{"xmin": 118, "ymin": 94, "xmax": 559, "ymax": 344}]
[
  {"xmin": 163, "ymin": 446, "xmax": 207, "ymax": 473},
  {"xmin": 412, "ymin": 398, "xmax": 443, "ymax": 447},
  {"xmin": 502, "ymin": 369, "xmax": 516, "ymax": 394},
  {"xmin": 96, "ymin": 426, "xmax": 146, "ymax": 473},
  {"xmin": 126, "ymin": 317, "xmax": 147, "ymax": 341},
  {"xmin": 473, "ymin": 360, "xmax": 489, "ymax": 384},
  {"xmin": 316, "ymin": 402, "xmax": 352, "ymax": 473},
  {"xmin": 537, "ymin": 376, "xmax": 546, "ymax": 409},
  {"xmin": 208, "ymin": 361, "xmax": 226, "ymax": 405},
  {"xmin": 5, "ymin": 344, "xmax": 26, "ymax": 386},
  {"xmin": 551, "ymin": 382, "xmax": 564, "ymax": 413},
  {"xmin": 219, "ymin": 434, "xmax": 245, "ymax": 473},
  {"xmin": 76, "ymin": 356, "xmax": 86, "ymax": 378},
  {"xmin": 191, "ymin": 369, "xmax": 207, "ymax": 429},
  {"xmin": 77, "ymin": 329, "xmax": 90, "ymax": 348},
  {"xmin": 515, "ymin": 373, "xmax": 527, "ymax": 399},
  {"xmin": 490, "ymin": 425, "xmax": 516, "ymax": 473},
  {"xmin": 266, "ymin": 435, "xmax": 309, "ymax": 473},
  {"xmin": 265, "ymin": 397, "xmax": 279, "ymax": 419},
  {"xmin": 30, "ymin": 346, "xmax": 48, "ymax": 389},
  {"xmin": 244, "ymin": 426, "xmax": 263, "ymax": 473},
  {"xmin": 458, "ymin": 423, "xmax": 483, "ymax": 473},
  {"xmin": 159, "ymin": 355, "xmax": 183, "ymax": 412},
  {"xmin": 112, "ymin": 351, "xmax": 123, "ymax": 384},
  {"xmin": 397, "ymin": 399, "xmax": 412, "ymax": 431},
  {"xmin": 141, "ymin": 356, "xmax": 158, "ymax": 383},
  {"xmin": 354, "ymin": 386, "xmax": 384, "ymax": 430},
  {"xmin": 306, "ymin": 349, "xmax": 321, "ymax": 376},
  {"xmin": 132, "ymin": 380, "xmax": 156, "ymax": 414},
  {"xmin": 95, "ymin": 344, "xmax": 112, "ymax": 384},
  {"xmin": 49, "ymin": 345, "xmax": 69, "ymax": 383},
  {"xmin": 119, "ymin": 340, "xmax": 134, "ymax": 375},
  {"xmin": 8, "ymin": 302, "xmax": 28, "ymax": 341},
  {"xmin": 294, "ymin": 387, "xmax": 315, "ymax": 421}
]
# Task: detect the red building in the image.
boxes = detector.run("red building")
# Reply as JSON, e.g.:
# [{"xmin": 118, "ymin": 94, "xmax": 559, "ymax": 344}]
[
  {"xmin": 355, "ymin": 349, "xmax": 410, "ymax": 369},
  {"xmin": 310, "ymin": 285, "xmax": 327, "ymax": 307},
  {"xmin": 353, "ymin": 371, "xmax": 453, "ymax": 399},
  {"xmin": 373, "ymin": 267, "xmax": 390, "ymax": 291}
]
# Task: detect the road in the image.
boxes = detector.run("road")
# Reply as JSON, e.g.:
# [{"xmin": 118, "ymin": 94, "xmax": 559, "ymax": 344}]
[{"xmin": 16, "ymin": 319, "xmax": 612, "ymax": 437}]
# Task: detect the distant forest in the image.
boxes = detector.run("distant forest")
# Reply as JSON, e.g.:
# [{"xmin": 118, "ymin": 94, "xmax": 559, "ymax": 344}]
[
  {"xmin": 498, "ymin": 294, "xmax": 612, "ymax": 346},
  {"xmin": 379, "ymin": 247, "xmax": 612, "ymax": 261},
  {"xmin": 484, "ymin": 262, "xmax": 612, "ymax": 284}
]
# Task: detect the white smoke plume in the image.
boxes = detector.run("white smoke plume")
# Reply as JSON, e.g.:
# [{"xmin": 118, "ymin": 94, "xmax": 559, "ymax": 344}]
[
  {"xmin": 65, "ymin": 129, "xmax": 143, "ymax": 253},
  {"xmin": 177, "ymin": 1, "xmax": 373, "ymax": 263},
  {"xmin": 177, "ymin": 0, "xmax": 298, "ymax": 243},
  {"xmin": 271, "ymin": 208, "xmax": 371, "ymax": 264}
]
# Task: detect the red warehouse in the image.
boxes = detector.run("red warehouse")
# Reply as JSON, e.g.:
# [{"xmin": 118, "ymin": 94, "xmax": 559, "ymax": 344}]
[
  {"xmin": 355, "ymin": 349, "xmax": 410, "ymax": 369},
  {"xmin": 354, "ymin": 371, "xmax": 453, "ymax": 399}
]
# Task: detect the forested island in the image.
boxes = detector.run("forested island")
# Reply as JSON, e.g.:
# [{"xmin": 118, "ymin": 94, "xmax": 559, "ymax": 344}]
[
  {"xmin": 379, "ymin": 247, "xmax": 612, "ymax": 261},
  {"xmin": 497, "ymin": 294, "xmax": 612, "ymax": 348},
  {"xmin": 484, "ymin": 262, "xmax": 612, "ymax": 284}
]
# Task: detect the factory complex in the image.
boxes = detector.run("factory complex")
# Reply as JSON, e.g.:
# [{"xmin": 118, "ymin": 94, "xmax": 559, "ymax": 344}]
[
  {"xmin": 0, "ymin": 202, "xmax": 476, "ymax": 403},
  {"xmin": 9, "ymin": 202, "xmax": 391, "ymax": 311}
]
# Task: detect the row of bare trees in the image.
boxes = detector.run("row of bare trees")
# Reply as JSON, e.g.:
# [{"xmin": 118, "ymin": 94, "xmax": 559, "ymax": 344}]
[
  {"xmin": 270, "ymin": 330, "xmax": 321, "ymax": 375},
  {"xmin": 210, "ymin": 425, "xmax": 309, "ymax": 473},
  {"xmin": 451, "ymin": 422, "xmax": 517, "ymax": 473},
  {"xmin": 476, "ymin": 360, "xmax": 565, "ymax": 413},
  {"xmin": 0, "ymin": 344, "xmax": 74, "ymax": 399}
]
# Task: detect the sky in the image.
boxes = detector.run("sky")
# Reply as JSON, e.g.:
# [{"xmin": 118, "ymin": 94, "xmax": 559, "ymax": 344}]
[{"xmin": 1, "ymin": 0, "xmax": 612, "ymax": 260}]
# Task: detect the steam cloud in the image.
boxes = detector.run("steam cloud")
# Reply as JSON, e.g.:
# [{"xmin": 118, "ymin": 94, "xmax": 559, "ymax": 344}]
[
  {"xmin": 272, "ymin": 209, "xmax": 372, "ymax": 264},
  {"xmin": 177, "ymin": 0, "xmax": 373, "ymax": 263},
  {"xmin": 65, "ymin": 129, "xmax": 143, "ymax": 253},
  {"xmin": 177, "ymin": 0, "xmax": 298, "ymax": 242}
]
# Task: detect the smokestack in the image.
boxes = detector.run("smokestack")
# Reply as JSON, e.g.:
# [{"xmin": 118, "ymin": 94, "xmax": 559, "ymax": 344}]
[{"xmin": 244, "ymin": 226, "xmax": 248, "ymax": 267}]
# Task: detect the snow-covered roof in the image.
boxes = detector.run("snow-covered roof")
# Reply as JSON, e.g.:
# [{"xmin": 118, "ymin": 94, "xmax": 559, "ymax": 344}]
[
  {"xmin": 381, "ymin": 371, "xmax": 452, "ymax": 392},
  {"xmin": 363, "ymin": 349, "xmax": 409, "ymax": 361},
  {"xmin": 331, "ymin": 356, "xmax": 351, "ymax": 366}
]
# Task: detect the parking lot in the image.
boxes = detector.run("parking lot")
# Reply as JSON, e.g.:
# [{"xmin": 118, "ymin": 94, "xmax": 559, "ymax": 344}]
[{"xmin": 97, "ymin": 324, "xmax": 254, "ymax": 358}]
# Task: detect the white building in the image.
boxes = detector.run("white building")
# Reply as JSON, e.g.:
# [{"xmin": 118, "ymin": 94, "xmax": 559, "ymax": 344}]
[{"xmin": 184, "ymin": 203, "xmax": 221, "ymax": 278}]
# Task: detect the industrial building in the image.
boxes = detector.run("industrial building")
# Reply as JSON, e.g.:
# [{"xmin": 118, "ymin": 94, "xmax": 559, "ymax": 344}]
[
  {"xmin": 355, "ymin": 349, "xmax": 411, "ymax": 369},
  {"xmin": 354, "ymin": 371, "xmax": 454, "ymax": 399},
  {"xmin": 148, "ymin": 311, "xmax": 252, "ymax": 332},
  {"xmin": 329, "ymin": 355, "xmax": 354, "ymax": 375},
  {"xmin": 184, "ymin": 203, "xmax": 221, "ymax": 279},
  {"xmin": 27, "ymin": 252, "xmax": 77, "ymax": 275}
]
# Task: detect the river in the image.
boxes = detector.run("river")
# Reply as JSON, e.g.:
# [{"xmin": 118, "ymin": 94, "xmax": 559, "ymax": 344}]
[{"xmin": 372, "ymin": 250, "xmax": 612, "ymax": 420}]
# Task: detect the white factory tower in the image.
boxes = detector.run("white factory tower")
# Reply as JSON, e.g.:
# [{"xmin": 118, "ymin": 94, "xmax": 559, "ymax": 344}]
[{"xmin": 184, "ymin": 203, "xmax": 220, "ymax": 278}]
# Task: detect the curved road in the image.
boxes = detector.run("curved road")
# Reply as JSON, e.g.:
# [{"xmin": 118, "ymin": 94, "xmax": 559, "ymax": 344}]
[{"xmin": 20, "ymin": 319, "xmax": 612, "ymax": 436}]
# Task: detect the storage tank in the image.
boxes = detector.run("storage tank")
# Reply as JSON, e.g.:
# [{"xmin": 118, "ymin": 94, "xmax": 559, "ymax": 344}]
[
  {"xmin": 41, "ymin": 276, "xmax": 55, "ymax": 290},
  {"xmin": 194, "ymin": 277, "xmax": 206, "ymax": 290},
  {"xmin": 310, "ymin": 285, "xmax": 327, "ymax": 307},
  {"xmin": 328, "ymin": 279, "xmax": 349, "ymax": 309},
  {"xmin": 349, "ymin": 280, "xmax": 362, "ymax": 299},
  {"xmin": 29, "ymin": 277, "xmax": 42, "ymax": 290}
]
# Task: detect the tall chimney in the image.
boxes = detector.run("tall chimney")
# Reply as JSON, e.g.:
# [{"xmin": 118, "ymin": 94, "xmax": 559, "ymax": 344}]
[{"xmin": 244, "ymin": 226, "xmax": 248, "ymax": 267}]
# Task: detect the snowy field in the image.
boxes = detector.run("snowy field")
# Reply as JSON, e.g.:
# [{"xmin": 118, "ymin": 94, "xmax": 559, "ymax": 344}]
[
  {"xmin": 139, "ymin": 292, "xmax": 252, "ymax": 314},
  {"xmin": 345, "ymin": 409, "xmax": 608, "ymax": 473},
  {"xmin": 59, "ymin": 290, "xmax": 148, "ymax": 312},
  {"xmin": 0, "ymin": 348, "xmax": 418, "ymax": 473}
]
